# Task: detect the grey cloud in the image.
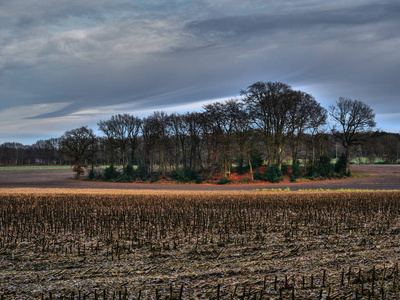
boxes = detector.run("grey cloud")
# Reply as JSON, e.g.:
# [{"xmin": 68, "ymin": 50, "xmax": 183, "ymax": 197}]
[
  {"xmin": 185, "ymin": 2, "xmax": 400, "ymax": 42},
  {"xmin": 180, "ymin": 2, "xmax": 400, "ymax": 116},
  {"xmin": 0, "ymin": 0, "xmax": 399, "ymax": 143}
]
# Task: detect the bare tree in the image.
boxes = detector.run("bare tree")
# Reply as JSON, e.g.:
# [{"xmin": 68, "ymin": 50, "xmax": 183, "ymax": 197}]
[
  {"xmin": 230, "ymin": 101, "xmax": 254, "ymax": 178},
  {"xmin": 306, "ymin": 105, "xmax": 328, "ymax": 169},
  {"xmin": 203, "ymin": 100, "xmax": 241, "ymax": 176},
  {"xmin": 125, "ymin": 115, "xmax": 142, "ymax": 165},
  {"xmin": 362, "ymin": 131, "xmax": 400, "ymax": 164},
  {"xmin": 168, "ymin": 113, "xmax": 186, "ymax": 170},
  {"xmin": 290, "ymin": 95, "xmax": 328, "ymax": 167},
  {"xmin": 98, "ymin": 114, "xmax": 142, "ymax": 167},
  {"xmin": 0, "ymin": 143, "xmax": 25, "ymax": 165},
  {"xmin": 289, "ymin": 91, "xmax": 327, "ymax": 164},
  {"xmin": 241, "ymin": 82, "xmax": 273, "ymax": 165},
  {"xmin": 60, "ymin": 126, "xmax": 97, "ymax": 178},
  {"xmin": 242, "ymin": 82, "xmax": 298, "ymax": 168},
  {"xmin": 32, "ymin": 139, "xmax": 61, "ymax": 165},
  {"xmin": 141, "ymin": 111, "xmax": 170, "ymax": 176},
  {"xmin": 97, "ymin": 119, "xmax": 118, "ymax": 164},
  {"xmin": 184, "ymin": 112, "xmax": 203, "ymax": 171},
  {"xmin": 329, "ymin": 97, "xmax": 376, "ymax": 174}
]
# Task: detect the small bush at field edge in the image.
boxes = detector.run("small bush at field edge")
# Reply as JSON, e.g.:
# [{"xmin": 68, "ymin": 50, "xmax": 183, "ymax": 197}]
[
  {"xmin": 150, "ymin": 172, "xmax": 160, "ymax": 183},
  {"xmin": 217, "ymin": 177, "xmax": 231, "ymax": 184},
  {"xmin": 239, "ymin": 177, "xmax": 252, "ymax": 183}
]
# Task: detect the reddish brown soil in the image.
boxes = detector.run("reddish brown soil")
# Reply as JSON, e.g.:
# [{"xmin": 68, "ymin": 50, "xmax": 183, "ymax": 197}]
[{"xmin": 0, "ymin": 164, "xmax": 399, "ymax": 191}]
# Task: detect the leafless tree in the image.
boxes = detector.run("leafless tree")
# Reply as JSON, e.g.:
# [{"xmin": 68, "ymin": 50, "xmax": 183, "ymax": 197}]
[
  {"xmin": 230, "ymin": 101, "xmax": 254, "ymax": 178},
  {"xmin": 288, "ymin": 91, "xmax": 327, "ymax": 164},
  {"xmin": 183, "ymin": 112, "xmax": 204, "ymax": 171},
  {"xmin": 329, "ymin": 97, "xmax": 376, "ymax": 174},
  {"xmin": 141, "ymin": 111, "xmax": 170, "ymax": 176},
  {"xmin": 125, "ymin": 115, "xmax": 142, "ymax": 165},
  {"xmin": 168, "ymin": 113, "xmax": 187, "ymax": 170},
  {"xmin": 305, "ymin": 106, "xmax": 328, "ymax": 169},
  {"xmin": 242, "ymin": 82, "xmax": 298, "ymax": 168},
  {"xmin": 290, "ymin": 94, "xmax": 328, "ymax": 167},
  {"xmin": 0, "ymin": 143, "xmax": 25, "ymax": 165},
  {"xmin": 60, "ymin": 126, "xmax": 97, "ymax": 178},
  {"xmin": 203, "ymin": 100, "xmax": 241, "ymax": 176},
  {"xmin": 98, "ymin": 114, "xmax": 142, "ymax": 167}
]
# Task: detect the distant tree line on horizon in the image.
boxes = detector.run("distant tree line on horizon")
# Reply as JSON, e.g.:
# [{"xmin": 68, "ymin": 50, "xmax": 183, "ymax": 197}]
[{"xmin": 1, "ymin": 81, "xmax": 398, "ymax": 179}]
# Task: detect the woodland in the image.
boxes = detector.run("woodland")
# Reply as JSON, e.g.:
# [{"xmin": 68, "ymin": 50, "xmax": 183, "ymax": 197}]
[{"xmin": 1, "ymin": 82, "xmax": 398, "ymax": 181}]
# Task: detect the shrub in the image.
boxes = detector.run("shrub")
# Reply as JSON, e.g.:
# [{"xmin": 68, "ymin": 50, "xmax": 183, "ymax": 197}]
[
  {"xmin": 124, "ymin": 164, "xmax": 135, "ymax": 177},
  {"xmin": 265, "ymin": 164, "xmax": 282, "ymax": 183},
  {"xmin": 306, "ymin": 164, "xmax": 318, "ymax": 178},
  {"xmin": 170, "ymin": 167, "xmax": 198, "ymax": 182},
  {"xmin": 334, "ymin": 153, "xmax": 349, "ymax": 177},
  {"xmin": 281, "ymin": 163, "xmax": 289, "ymax": 175},
  {"xmin": 290, "ymin": 174, "xmax": 296, "ymax": 182},
  {"xmin": 72, "ymin": 165, "xmax": 85, "ymax": 179},
  {"xmin": 169, "ymin": 169, "xmax": 183, "ymax": 181},
  {"xmin": 150, "ymin": 172, "xmax": 160, "ymax": 183},
  {"xmin": 292, "ymin": 163, "xmax": 302, "ymax": 179},
  {"xmin": 104, "ymin": 165, "xmax": 119, "ymax": 181},
  {"xmin": 217, "ymin": 177, "xmax": 231, "ymax": 184},
  {"xmin": 116, "ymin": 174, "xmax": 134, "ymax": 182},
  {"xmin": 87, "ymin": 169, "xmax": 96, "ymax": 180},
  {"xmin": 85, "ymin": 168, "xmax": 103, "ymax": 181},
  {"xmin": 136, "ymin": 164, "xmax": 149, "ymax": 181},
  {"xmin": 250, "ymin": 149, "xmax": 264, "ymax": 169},
  {"xmin": 306, "ymin": 156, "xmax": 334, "ymax": 179},
  {"xmin": 195, "ymin": 177, "xmax": 203, "ymax": 184},
  {"xmin": 184, "ymin": 167, "xmax": 198, "ymax": 181},
  {"xmin": 235, "ymin": 158, "xmax": 248, "ymax": 175},
  {"xmin": 318, "ymin": 155, "xmax": 334, "ymax": 178},
  {"xmin": 239, "ymin": 177, "xmax": 251, "ymax": 183},
  {"xmin": 253, "ymin": 168, "xmax": 265, "ymax": 181}
]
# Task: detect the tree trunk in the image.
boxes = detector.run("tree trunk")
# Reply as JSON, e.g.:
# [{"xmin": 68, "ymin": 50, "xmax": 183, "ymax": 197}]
[
  {"xmin": 122, "ymin": 150, "xmax": 126, "ymax": 168},
  {"xmin": 304, "ymin": 144, "xmax": 309, "ymax": 173},
  {"xmin": 345, "ymin": 147, "xmax": 351, "ymax": 175},
  {"xmin": 277, "ymin": 145, "xmax": 283, "ymax": 170},
  {"xmin": 248, "ymin": 158, "xmax": 253, "ymax": 180}
]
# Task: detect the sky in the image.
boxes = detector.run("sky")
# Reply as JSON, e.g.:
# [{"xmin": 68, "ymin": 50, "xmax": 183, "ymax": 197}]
[{"xmin": 1, "ymin": 0, "xmax": 399, "ymax": 144}]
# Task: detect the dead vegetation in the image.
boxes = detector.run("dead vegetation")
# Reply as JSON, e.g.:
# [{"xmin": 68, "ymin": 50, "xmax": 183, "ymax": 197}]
[{"xmin": 1, "ymin": 190, "xmax": 400, "ymax": 299}]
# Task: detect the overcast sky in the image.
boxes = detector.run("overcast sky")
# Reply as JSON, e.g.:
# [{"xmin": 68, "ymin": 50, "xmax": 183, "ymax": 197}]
[{"xmin": 1, "ymin": 0, "xmax": 399, "ymax": 144}]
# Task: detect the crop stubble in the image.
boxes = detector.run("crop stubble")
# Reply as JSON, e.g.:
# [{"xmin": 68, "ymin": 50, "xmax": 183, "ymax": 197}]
[{"xmin": 1, "ymin": 190, "xmax": 400, "ymax": 299}]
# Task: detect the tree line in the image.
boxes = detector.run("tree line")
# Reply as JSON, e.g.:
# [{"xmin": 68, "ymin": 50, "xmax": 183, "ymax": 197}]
[{"xmin": 1, "ymin": 81, "xmax": 398, "ymax": 179}]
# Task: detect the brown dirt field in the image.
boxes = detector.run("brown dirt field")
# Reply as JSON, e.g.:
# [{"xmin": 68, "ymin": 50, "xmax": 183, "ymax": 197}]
[
  {"xmin": 1, "ymin": 166, "xmax": 399, "ymax": 299},
  {"xmin": 2, "ymin": 191, "xmax": 400, "ymax": 299},
  {"xmin": 0, "ymin": 164, "xmax": 399, "ymax": 191}
]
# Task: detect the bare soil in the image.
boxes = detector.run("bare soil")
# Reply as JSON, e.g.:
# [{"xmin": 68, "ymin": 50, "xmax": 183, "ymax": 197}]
[
  {"xmin": 0, "ymin": 164, "xmax": 399, "ymax": 191},
  {"xmin": 1, "ymin": 191, "xmax": 400, "ymax": 299}
]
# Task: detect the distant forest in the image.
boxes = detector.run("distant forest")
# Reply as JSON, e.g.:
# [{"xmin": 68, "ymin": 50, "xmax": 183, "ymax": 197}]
[{"xmin": 1, "ymin": 82, "xmax": 399, "ymax": 177}]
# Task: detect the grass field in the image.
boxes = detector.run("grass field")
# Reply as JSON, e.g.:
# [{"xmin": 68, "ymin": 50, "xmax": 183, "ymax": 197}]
[{"xmin": 1, "ymin": 189, "xmax": 400, "ymax": 299}]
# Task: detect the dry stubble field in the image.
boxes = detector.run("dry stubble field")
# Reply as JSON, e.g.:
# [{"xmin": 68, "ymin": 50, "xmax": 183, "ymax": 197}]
[
  {"xmin": 1, "ymin": 189, "xmax": 400, "ymax": 299},
  {"xmin": 1, "ymin": 165, "xmax": 400, "ymax": 299}
]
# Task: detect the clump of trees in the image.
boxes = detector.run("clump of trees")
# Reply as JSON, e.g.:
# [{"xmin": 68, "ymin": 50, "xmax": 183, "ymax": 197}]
[
  {"xmin": 1, "ymin": 81, "xmax": 395, "ymax": 183},
  {"xmin": 241, "ymin": 81, "xmax": 328, "ymax": 169}
]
